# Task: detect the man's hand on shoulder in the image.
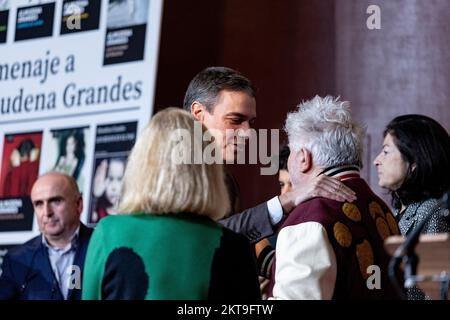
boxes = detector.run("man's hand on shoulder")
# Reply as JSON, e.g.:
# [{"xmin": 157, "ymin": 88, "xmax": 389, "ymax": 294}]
[{"xmin": 278, "ymin": 174, "xmax": 357, "ymax": 213}]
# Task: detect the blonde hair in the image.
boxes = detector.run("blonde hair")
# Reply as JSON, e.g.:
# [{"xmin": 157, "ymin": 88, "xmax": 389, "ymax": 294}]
[{"xmin": 119, "ymin": 107, "xmax": 230, "ymax": 220}]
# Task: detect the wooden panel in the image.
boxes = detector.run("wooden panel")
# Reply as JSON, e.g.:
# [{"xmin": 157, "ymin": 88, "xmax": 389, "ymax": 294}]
[
  {"xmin": 335, "ymin": 0, "xmax": 450, "ymax": 203},
  {"xmin": 219, "ymin": 0, "xmax": 336, "ymax": 209},
  {"xmin": 385, "ymin": 233, "xmax": 450, "ymax": 299}
]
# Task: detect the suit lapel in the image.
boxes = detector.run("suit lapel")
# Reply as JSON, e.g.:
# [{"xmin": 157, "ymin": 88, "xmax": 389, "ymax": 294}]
[
  {"xmin": 67, "ymin": 223, "xmax": 92, "ymax": 300},
  {"xmin": 35, "ymin": 243, "xmax": 64, "ymax": 299}
]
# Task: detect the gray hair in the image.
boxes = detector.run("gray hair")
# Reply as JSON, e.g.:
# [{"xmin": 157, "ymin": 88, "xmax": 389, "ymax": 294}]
[{"xmin": 284, "ymin": 95, "xmax": 365, "ymax": 168}]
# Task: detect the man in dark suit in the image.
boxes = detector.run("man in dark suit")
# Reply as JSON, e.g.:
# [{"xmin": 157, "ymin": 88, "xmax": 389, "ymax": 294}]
[
  {"xmin": 184, "ymin": 67, "xmax": 356, "ymax": 243},
  {"xmin": 0, "ymin": 172, "xmax": 92, "ymax": 300}
]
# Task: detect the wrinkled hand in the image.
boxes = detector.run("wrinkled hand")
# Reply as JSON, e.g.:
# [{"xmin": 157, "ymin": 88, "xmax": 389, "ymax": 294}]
[
  {"xmin": 93, "ymin": 160, "xmax": 108, "ymax": 197},
  {"xmin": 279, "ymin": 174, "xmax": 357, "ymax": 213}
]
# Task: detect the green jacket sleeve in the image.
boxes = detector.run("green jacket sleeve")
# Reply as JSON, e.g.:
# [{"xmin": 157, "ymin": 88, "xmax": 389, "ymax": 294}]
[{"xmin": 82, "ymin": 222, "xmax": 106, "ymax": 300}]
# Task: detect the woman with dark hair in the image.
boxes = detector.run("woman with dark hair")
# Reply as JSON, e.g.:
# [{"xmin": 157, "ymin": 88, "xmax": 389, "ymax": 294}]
[
  {"xmin": 374, "ymin": 114, "xmax": 450, "ymax": 300},
  {"xmin": 374, "ymin": 114, "xmax": 450, "ymax": 236},
  {"xmin": 54, "ymin": 130, "xmax": 85, "ymax": 181}
]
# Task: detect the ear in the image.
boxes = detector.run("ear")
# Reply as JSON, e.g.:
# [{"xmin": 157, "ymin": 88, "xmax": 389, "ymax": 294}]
[
  {"xmin": 191, "ymin": 101, "xmax": 207, "ymax": 122},
  {"xmin": 410, "ymin": 163, "xmax": 417, "ymax": 172},
  {"xmin": 299, "ymin": 147, "xmax": 313, "ymax": 172},
  {"xmin": 77, "ymin": 196, "xmax": 83, "ymax": 217}
]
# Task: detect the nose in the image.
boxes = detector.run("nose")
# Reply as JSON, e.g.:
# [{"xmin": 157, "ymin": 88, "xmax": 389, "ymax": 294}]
[
  {"xmin": 237, "ymin": 123, "xmax": 253, "ymax": 140},
  {"xmin": 373, "ymin": 153, "xmax": 381, "ymax": 167},
  {"xmin": 43, "ymin": 202, "xmax": 54, "ymax": 218},
  {"xmin": 111, "ymin": 182, "xmax": 120, "ymax": 192},
  {"xmin": 286, "ymin": 183, "xmax": 293, "ymax": 194}
]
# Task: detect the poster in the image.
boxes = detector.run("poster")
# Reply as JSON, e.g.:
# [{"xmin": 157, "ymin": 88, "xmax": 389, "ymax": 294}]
[
  {"xmin": 103, "ymin": 0, "xmax": 149, "ymax": 65},
  {"xmin": 60, "ymin": 0, "xmax": 101, "ymax": 35},
  {"xmin": 0, "ymin": 0, "xmax": 8, "ymax": 44},
  {"xmin": 0, "ymin": 0, "xmax": 163, "ymax": 245},
  {"xmin": 42, "ymin": 126, "xmax": 90, "ymax": 192},
  {"xmin": 87, "ymin": 121, "xmax": 136, "ymax": 226},
  {"xmin": 0, "ymin": 244, "xmax": 16, "ymax": 277},
  {"xmin": 0, "ymin": 131, "xmax": 42, "ymax": 232},
  {"xmin": 15, "ymin": 1, "xmax": 55, "ymax": 41}
]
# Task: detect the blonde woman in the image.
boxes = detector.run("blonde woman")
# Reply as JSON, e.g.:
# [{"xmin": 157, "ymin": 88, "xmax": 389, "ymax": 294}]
[{"xmin": 82, "ymin": 108, "xmax": 260, "ymax": 300}]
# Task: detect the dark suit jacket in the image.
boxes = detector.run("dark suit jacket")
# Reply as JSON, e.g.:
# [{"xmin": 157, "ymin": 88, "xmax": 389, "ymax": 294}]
[
  {"xmin": 0, "ymin": 223, "xmax": 93, "ymax": 300},
  {"xmin": 218, "ymin": 171, "xmax": 275, "ymax": 244}
]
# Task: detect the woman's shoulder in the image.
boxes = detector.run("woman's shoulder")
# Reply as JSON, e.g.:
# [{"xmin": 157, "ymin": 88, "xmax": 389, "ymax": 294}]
[
  {"xmin": 414, "ymin": 198, "xmax": 450, "ymax": 233},
  {"xmin": 94, "ymin": 213, "xmax": 228, "ymax": 244},
  {"xmin": 92, "ymin": 214, "xmax": 161, "ymax": 240},
  {"xmin": 95, "ymin": 213, "xmax": 149, "ymax": 228},
  {"xmin": 416, "ymin": 198, "xmax": 445, "ymax": 214},
  {"xmin": 96, "ymin": 213, "xmax": 220, "ymax": 228}
]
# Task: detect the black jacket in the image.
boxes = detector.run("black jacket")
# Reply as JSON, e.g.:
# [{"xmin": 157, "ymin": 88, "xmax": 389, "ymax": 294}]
[{"xmin": 0, "ymin": 223, "xmax": 93, "ymax": 300}]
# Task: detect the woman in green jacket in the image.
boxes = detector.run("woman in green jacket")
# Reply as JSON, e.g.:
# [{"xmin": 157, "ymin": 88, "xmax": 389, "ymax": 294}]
[{"xmin": 82, "ymin": 107, "xmax": 260, "ymax": 300}]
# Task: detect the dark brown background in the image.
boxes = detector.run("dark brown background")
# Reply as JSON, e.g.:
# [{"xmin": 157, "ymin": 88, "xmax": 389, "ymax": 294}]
[{"xmin": 153, "ymin": 0, "xmax": 450, "ymax": 209}]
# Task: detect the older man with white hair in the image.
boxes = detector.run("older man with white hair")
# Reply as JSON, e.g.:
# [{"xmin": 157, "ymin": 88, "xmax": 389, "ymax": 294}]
[{"xmin": 268, "ymin": 96, "xmax": 400, "ymax": 300}]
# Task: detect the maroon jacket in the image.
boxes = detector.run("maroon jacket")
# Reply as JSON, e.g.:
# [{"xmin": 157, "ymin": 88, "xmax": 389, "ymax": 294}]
[{"xmin": 268, "ymin": 176, "xmax": 400, "ymax": 299}]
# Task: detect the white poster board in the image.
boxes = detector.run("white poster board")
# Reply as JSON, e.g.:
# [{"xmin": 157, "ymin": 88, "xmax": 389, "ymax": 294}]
[{"xmin": 0, "ymin": 0, "xmax": 163, "ymax": 245}]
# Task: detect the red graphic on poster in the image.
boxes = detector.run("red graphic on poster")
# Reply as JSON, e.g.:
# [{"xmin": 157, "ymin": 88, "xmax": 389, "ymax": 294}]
[{"xmin": 0, "ymin": 132, "xmax": 42, "ymax": 197}]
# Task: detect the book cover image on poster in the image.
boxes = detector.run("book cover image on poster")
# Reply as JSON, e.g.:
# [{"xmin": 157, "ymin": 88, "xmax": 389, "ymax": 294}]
[
  {"xmin": 0, "ymin": 131, "xmax": 42, "ymax": 232},
  {"xmin": 15, "ymin": 1, "xmax": 55, "ymax": 41},
  {"xmin": 60, "ymin": 0, "xmax": 101, "ymax": 35},
  {"xmin": 45, "ymin": 127, "xmax": 90, "ymax": 193},
  {"xmin": 0, "ymin": 0, "xmax": 9, "ymax": 44},
  {"xmin": 103, "ymin": 0, "xmax": 149, "ymax": 65},
  {"xmin": 0, "ymin": 244, "xmax": 16, "ymax": 275},
  {"xmin": 88, "ymin": 121, "xmax": 137, "ymax": 226}
]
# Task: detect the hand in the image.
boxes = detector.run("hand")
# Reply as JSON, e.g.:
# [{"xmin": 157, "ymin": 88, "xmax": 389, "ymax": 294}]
[
  {"xmin": 10, "ymin": 149, "xmax": 21, "ymax": 167},
  {"xmin": 30, "ymin": 148, "xmax": 40, "ymax": 162},
  {"xmin": 93, "ymin": 160, "xmax": 108, "ymax": 197},
  {"xmin": 279, "ymin": 174, "xmax": 357, "ymax": 213}
]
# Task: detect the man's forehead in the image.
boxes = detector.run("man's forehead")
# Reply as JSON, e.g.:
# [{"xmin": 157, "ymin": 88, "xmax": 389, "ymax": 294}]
[
  {"xmin": 31, "ymin": 175, "xmax": 72, "ymax": 198},
  {"xmin": 214, "ymin": 91, "xmax": 256, "ymax": 115},
  {"xmin": 35, "ymin": 174, "xmax": 67, "ymax": 187},
  {"xmin": 32, "ymin": 183, "xmax": 66, "ymax": 197}
]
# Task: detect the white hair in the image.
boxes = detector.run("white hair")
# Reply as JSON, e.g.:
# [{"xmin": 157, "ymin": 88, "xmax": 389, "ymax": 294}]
[{"xmin": 284, "ymin": 95, "xmax": 365, "ymax": 168}]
